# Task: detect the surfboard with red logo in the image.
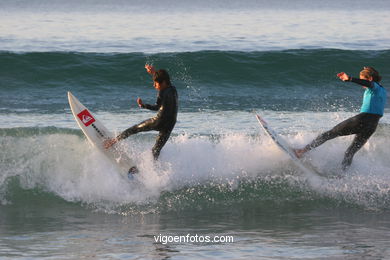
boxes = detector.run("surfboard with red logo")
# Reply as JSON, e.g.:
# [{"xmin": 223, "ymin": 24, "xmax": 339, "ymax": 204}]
[{"xmin": 68, "ymin": 91, "xmax": 135, "ymax": 176}]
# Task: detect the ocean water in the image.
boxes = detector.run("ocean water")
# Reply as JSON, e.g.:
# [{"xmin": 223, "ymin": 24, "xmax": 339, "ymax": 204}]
[{"xmin": 1, "ymin": 0, "xmax": 390, "ymax": 259}]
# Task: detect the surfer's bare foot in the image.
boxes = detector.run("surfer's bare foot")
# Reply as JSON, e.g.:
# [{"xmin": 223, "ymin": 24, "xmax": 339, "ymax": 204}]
[
  {"xmin": 104, "ymin": 138, "xmax": 117, "ymax": 149},
  {"xmin": 294, "ymin": 148, "xmax": 306, "ymax": 158}
]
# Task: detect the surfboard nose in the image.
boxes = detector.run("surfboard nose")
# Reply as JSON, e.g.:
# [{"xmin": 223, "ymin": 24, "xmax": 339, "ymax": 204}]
[{"xmin": 67, "ymin": 91, "xmax": 74, "ymax": 104}]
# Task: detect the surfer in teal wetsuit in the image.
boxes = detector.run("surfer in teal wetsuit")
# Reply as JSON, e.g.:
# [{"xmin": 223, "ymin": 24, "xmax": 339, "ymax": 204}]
[
  {"xmin": 104, "ymin": 65, "xmax": 178, "ymax": 174},
  {"xmin": 294, "ymin": 67, "xmax": 387, "ymax": 171}
]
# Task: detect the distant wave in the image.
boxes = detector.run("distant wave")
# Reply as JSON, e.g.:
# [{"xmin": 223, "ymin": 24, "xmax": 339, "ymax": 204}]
[
  {"xmin": 1, "ymin": 49, "xmax": 389, "ymax": 88},
  {"xmin": 1, "ymin": 49, "xmax": 389, "ymax": 112}
]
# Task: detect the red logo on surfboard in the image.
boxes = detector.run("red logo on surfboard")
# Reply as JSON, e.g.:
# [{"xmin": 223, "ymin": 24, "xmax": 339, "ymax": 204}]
[{"xmin": 77, "ymin": 109, "xmax": 95, "ymax": 127}]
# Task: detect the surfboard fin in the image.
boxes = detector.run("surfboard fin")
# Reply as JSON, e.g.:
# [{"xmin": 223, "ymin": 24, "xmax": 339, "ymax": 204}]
[{"xmin": 128, "ymin": 166, "xmax": 139, "ymax": 180}]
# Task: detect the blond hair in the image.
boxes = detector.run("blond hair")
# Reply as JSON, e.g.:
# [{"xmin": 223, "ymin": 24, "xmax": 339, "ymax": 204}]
[{"xmin": 360, "ymin": 66, "xmax": 382, "ymax": 82}]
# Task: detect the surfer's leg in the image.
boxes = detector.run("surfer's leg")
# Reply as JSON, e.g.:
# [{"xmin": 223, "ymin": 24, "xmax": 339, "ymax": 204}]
[
  {"xmin": 117, "ymin": 119, "xmax": 156, "ymax": 140},
  {"xmin": 152, "ymin": 130, "xmax": 172, "ymax": 160},
  {"xmin": 295, "ymin": 129, "xmax": 339, "ymax": 158},
  {"xmin": 303, "ymin": 114, "xmax": 363, "ymax": 153},
  {"xmin": 341, "ymin": 132, "xmax": 373, "ymax": 170},
  {"xmin": 341, "ymin": 117, "xmax": 379, "ymax": 170},
  {"xmin": 304, "ymin": 130, "xmax": 338, "ymax": 151},
  {"xmin": 121, "ymin": 119, "xmax": 160, "ymax": 177}
]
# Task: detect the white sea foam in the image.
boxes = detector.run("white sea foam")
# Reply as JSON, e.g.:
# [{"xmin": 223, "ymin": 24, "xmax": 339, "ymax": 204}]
[{"xmin": 1, "ymin": 122, "xmax": 390, "ymax": 210}]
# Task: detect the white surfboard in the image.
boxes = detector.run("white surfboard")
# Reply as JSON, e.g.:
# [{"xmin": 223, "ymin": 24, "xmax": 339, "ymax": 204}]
[
  {"xmin": 68, "ymin": 91, "xmax": 135, "ymax": 176},
  {"xmin": 256, "ymin": 114, "xmax": 324, "ymax": 178}
]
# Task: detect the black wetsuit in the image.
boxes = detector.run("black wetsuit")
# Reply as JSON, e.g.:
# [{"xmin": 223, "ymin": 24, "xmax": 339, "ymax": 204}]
[
  {"xmin": 116, "ymin": 85, "xmax": 178, "ymax": 160},
  {"xmin": 304, "ymin": 78, "xmax": 385, "ymax": 170}
]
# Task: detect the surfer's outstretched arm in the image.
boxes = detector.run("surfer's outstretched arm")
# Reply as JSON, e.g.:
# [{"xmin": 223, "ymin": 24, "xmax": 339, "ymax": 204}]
[
  {"xmin": 338, "ymin": 67, "xmax": 381, "ymax": 88},
  {"xmin": 140, "ymin": 100, "xmax": 161, "ymax": 111},
  {"xmin": 349, "ymin": 78, "xmax": 373, "ymax": 88},
  {"xmin": 136, "ymin": 64, "xmax": 163, "ymax": 111},
  {"xmin": 137, "ymin": 97, "xmax": 161, "ymax": 111}
]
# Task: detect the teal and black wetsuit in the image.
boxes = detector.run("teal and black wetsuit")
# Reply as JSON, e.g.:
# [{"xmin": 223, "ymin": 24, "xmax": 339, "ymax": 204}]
[
  {"xmin": 116, "ymin": 85, "xmax": 178, "ymax": 160},
  {"xmin": 304, "ymin": 78, "xmax": 386, "ymax": 170}
]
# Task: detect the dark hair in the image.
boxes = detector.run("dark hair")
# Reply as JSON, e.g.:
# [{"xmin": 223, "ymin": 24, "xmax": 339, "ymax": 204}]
[
  {"xmin": 360, "ymin": 66, "xmax": 382, "ymax": 82},
  {"xmin": 153, "ymin": 69, "xmax": 171, "ymax": 85}
]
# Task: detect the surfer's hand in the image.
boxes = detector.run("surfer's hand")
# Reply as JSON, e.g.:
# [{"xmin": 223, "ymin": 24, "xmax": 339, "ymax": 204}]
[
  {"xmin": 145, "ymin": 64, "xmax": 155, "ymax": 75},
  {"xmin": 104, "ymin": 138, "xmax": 117, "ymax": 149},
  {"xmin": 137, "ymin": 98, "xmax": 144, "ymax": 108},
  {"xmin": 337, "ymin": 72, "xmax": 349, "ymax": 81}
]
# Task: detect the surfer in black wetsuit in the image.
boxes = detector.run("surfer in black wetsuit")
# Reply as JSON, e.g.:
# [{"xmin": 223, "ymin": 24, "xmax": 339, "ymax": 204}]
[
  {"xmin": 294, "ymin": 67, "xmax": 386, "ymax": 171},
  {"xmin": 104, "ymin": 65, "xmax": 178, "ymax": 171}
]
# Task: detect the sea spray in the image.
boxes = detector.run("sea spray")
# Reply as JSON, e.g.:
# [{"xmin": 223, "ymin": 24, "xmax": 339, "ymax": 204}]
[{"xmin": 1, "ymin": 127, "xmax": 390, "ymax": 212}]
